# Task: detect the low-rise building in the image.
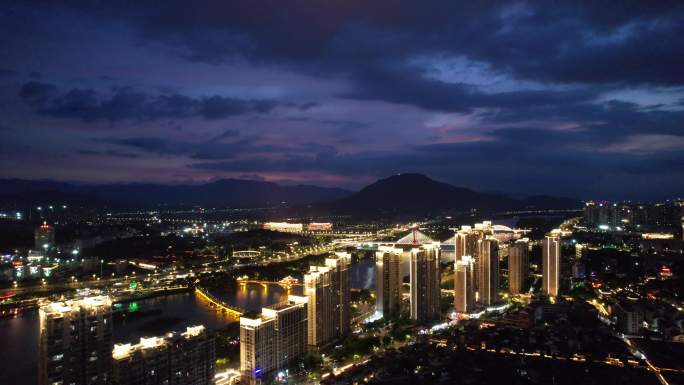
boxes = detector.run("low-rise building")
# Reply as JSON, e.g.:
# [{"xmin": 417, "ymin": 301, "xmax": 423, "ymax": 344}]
[
  {"xmin": 614, "ymin": 302, "xmax": 643, "ymax": 335},
  {"xmin": 262, "ymin": 222, "xmax": 304, "ymax": 233}
]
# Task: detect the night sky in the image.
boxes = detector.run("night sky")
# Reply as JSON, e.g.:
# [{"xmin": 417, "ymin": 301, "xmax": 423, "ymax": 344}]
[{"xmin": 1, "ymin": 1, "xmax": 683, "ymax": 200}]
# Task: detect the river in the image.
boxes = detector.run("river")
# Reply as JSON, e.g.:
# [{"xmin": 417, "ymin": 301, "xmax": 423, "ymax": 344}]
[{"xmin": 0, "ymin": 256, "xmax": 378, "ymax": 385}]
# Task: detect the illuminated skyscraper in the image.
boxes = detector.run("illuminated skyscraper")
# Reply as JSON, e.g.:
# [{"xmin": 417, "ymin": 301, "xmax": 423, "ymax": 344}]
[
  {"xmin": 239, "ymin": 316, "xmax": 276, "ymax": 383},
  {"xmin": 239, "ymin": 296, "xmax": 308, "ymax": 384},
  {"xmin": 332, "ymin": 252, "xmax": 352, "ymax": 337},
  {"xmin": 453, "ymin": 226, "xmax": 479, "ymax": 262},
  {"xmin": 409, "ymin": 244, "xmax": 440, "ymax": 323},
  {"xmin": 375, "ymin": 246, "xmax": 402, "ymax": 318},
  {"xmin": 470, "ymin": 224, "xmax": 489, "ymax": 293},
  {"xmin": 304, "ymin": 265, "xmax": 333, "ymax": 347},
  {"xmin": 477, "ymin": 237, "xmax": 499, "ymax": 306},
  {"xmin": 454, "ymin": 256, "xmax": 475, "ymax": 314},
  {"xmin": 39, "ymin": 296, "xmax": 113, "ymax": 385},
  {"xmin": 112, "ymin": 326, "xmax": 215, "ymax": 385},
  {"xmin": 508, "ymin": 239, "xmax": 529, "ymax": 295},
  {"xmin": 543, "ymin": 234, "xmax": 561, "ymax": 297},
  {"xmin": 303, "ymin": 253, "xmax": 351, "ymax": 347}
]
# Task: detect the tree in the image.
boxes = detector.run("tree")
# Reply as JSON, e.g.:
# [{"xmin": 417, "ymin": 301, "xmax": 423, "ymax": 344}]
[{"xmin": 300, "ymin": 351, "xmax": 323, "ymax": 371}]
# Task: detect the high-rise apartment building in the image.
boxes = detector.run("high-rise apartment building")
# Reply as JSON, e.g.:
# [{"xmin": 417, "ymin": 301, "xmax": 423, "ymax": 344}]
[
  {"xmin": 39, "ymin": 296, "xmax": 113, "ymax": 385},
  {"xmin": 332, "ymin": 252, "xmax": 351, "ymax": 337},
  {"xmin": 303, "ymin": 253, "xmax": 351, "ymax": 347},
  {"xmin": 453, "ymin": 226, "xmax": 479, "ymax": 262},
  {"xmin": 239, "ymin": 296, "xmax": 308, "ymax": 384},
  {"xmin": 375, "ymin": 246, "xmax": 402, "ymax": 318},
  {"xmin": 112, "ymin": 325, "xmax": 215, "ymax": 385},
  {"xmin": 409, "ymin": 244, "xmax": 440, "ymax": 323},
  {"xmin": 304, "ymin": 264, "xmax": 334, "ymax": 347},
  {"xmin": 239, "ymin": 316, "xmax": 276, "ymax": 383},
  {"xmin": 468, "ymin": 223, "xmax": 491, "ymax": 293},
  {"xmin": 508, "ymin": 239, "xmax": 529, "ymax": 295},
  {"xmin": 477, "ymin": 237, "xmax": 499, "ymax": 306},
  {"xmin": 543, "ymin": 234, "xmax": 561, "ymax": 298},
  {"xmin": 454, "ymin": 256, "xmax": 475, "ymax": 314}
]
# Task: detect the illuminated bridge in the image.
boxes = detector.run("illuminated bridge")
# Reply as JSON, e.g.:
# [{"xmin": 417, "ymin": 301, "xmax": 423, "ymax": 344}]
[
  {"xmin": 236, "ymin": 276, "xmax": 302, "ymax": 290},
  {"xmin": 194, "ymin": 286, "xmax": 244, "ymax": 318}
]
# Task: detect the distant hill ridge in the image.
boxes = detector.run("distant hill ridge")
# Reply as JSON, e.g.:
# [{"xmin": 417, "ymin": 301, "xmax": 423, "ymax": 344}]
[
  {"xmin": 323, "ymin": 173, "xmax": 580, "ymax": 214},
  {"xmin": 0, "ymin": 174, "xmax": 580, "ymax": 212},
  {"xmin": 0, "ymin": 178, "xmax": 352, "ymax": 208}
]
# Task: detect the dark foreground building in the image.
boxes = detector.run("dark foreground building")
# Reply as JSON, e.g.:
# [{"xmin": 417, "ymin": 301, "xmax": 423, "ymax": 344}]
[
  {"xmin": 112, "ymin": 325, "xmax": 215, "ymax": 385},
  {"xmin": 39, "ymin": 296, "xmax": 113, "ymax": 385}
]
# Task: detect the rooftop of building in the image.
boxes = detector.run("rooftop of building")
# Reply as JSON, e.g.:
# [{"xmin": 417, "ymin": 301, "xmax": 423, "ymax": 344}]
[
  {"xmin": 112, "ymin": 325, "xmax": 206, "ymax": 360},
  {"xmin": 39, "ymin": 295, "xmax": 112, "ymax": 316}
]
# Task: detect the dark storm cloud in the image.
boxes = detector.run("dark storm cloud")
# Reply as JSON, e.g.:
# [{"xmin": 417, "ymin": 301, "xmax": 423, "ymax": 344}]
[
  {"xmin": 37, "ymin": 1, "xmax": 683, "ymax": 87},
  {"xmin": 17, "ymin": 0, "xmax": 679, "ymax": 142},
  {"xmin": 479, "ymin": 99, "xmax": 684, "ymax": 143},
  {"xmin": 4, "ymin": 1, "xmax": 684, "ymax": 199},
  {"xmin": 103, "ymin": 137, "xmax": 170, "ymax": 154},
  {"xmin": 343, "ymin": 63, "xmax": 601, "ymax": 113},
  {"xmin": 19, "ymin": 83, "xmax": 305, "ymax": 122},
  {"xmin": 100, "ymin": 136, "xmax": 237, "ymax": 160},
  {"xmin": 19, "ymin": 81, "xmax": 58, "ymax": 106},
  {"xmin": 99, "ymin": 135, "xmax": 315, "ymax": 161},
  {"xmin": 212, "ymin": 129, "xmax": 240, "ymax": 141},
  {"xmin": 78, "ymin": 149, "xmax": 139, "ymax": 158}
]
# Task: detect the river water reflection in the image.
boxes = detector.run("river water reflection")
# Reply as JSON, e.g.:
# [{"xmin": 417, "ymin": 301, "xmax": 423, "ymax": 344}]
[{"xmin": 0, "ymin": 256, "xmax": 378, "ymax": 384}]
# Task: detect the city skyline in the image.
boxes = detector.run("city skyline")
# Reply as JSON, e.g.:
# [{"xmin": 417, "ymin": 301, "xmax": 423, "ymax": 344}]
[
  {"xmin": 1, "ymin": 2, "xmax": 684, "ymax": 200},
  {"xmin": 2, "ymin": 2, "xmax": 684, "ymax": 385},
  {"xmin": 6, "ymin": 203, "xmax": 683, "ymax": 385}
]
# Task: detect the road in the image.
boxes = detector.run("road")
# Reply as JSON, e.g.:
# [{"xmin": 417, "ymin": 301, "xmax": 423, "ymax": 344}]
[{"xmin": 2, "ymin": 240, "xmax": 341, "ymax": 298}]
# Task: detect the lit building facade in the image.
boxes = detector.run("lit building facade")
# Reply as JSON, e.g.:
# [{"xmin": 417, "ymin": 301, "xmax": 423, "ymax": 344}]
[
  {"xmin": 375, "ymin": 246, "xmax": 402, "ymax": 318},
  {"xmin": 262, "ymin": 222, "xmax": 303, "ymax": 233},
  {"xmin": 454, "ymin": 256, "xmax": 475, "ymax": 314},
  {"xmin": 112, "ymin": 326, "xmax": 215, "ymax": 385},
  {"xmin": 306, "ymin": 222, "xmax": 333, "ymax": 231},
  {"xmin": 239, "ymin": 296, "xmax": 308, "ymax": 384},
  {"xmin": 333, "ymin": 252, "xmax": 351, "ymax": 337},
  {"xmin": 409, "ymin": 244, "xmax": 440, "ymax": 323},
  {"xmin": 453, "ymin": 226, "xmax": 479, "ymax": 262},
  {"xmin": 542, "ymin": 234, "xmax": 561, "ymax": 298},
  {"xmin": 304, "ymin": 264, "xmax": 333, "ymax": 347},
  {"xmin": 508, "ymin": 239, "xmax": 529, "ymax": 295},
  {"xmin": 303, "ymin": 253, "xmax": 350, "ymax": 347},
  {"xmin": 575, "ymin": 243, "xmax": 588, "ymax": 259},
  {"xmin": 39, "ymin": 296, "xmax": 113, "ymax": 385},
  {"xmin": 477, "ymin": 237, "xmax": 499, "ymax": 306}
]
